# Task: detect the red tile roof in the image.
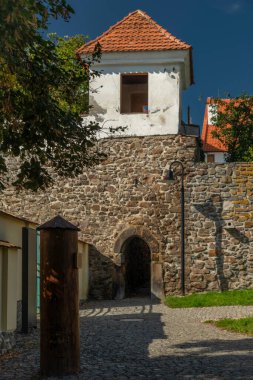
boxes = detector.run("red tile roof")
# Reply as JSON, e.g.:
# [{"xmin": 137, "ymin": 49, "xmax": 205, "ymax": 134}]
[
  {"xmin": 201, "ymin": 98, "xmax": 228, "ymax": 152},
  {"xmin": 77, "ymin": 10, "xmax": 192, "ymax": 54}
]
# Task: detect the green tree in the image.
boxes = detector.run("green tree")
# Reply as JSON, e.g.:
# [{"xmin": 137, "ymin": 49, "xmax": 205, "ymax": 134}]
[
  {"xmin": 211, "ymin": 95, "xmax": 253, "ymax": 162},
  {"xmin": 48, "ymin": 33, "xmax": 94, "ymax": 115},
  {"xmin": 0, "ymin": 0, "xmax": 103, "ymax": 191}
]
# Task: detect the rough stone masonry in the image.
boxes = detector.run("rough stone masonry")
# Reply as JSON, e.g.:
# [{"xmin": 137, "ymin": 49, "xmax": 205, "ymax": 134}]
[{"xmin": 1, "ymin": 134, "xmax": 253, "ymax": 298}]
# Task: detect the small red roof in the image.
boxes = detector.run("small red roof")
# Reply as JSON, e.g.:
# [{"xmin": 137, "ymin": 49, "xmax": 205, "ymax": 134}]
[
  {"xmin": 77, "ymin": 10, "xmax": 192, "ymax": 54},
  {"xmin": 201, "ymin": 98, "xmax": 228, "ymax": 153}
]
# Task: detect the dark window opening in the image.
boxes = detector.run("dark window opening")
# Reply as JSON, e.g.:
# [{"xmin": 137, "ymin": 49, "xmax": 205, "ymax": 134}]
[
  {"xmin": 207, "ymin": 154, "xmax": 215, "ymax": 163},
  {"xmin": 121, "ymin": 74, "xmax": 148, "ymax": 114}
]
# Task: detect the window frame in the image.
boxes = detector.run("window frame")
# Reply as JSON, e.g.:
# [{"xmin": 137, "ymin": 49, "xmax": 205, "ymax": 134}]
[
  {"xmin": 120, "ymin": 73, "xmax": 149, "ymax": 115},
  {"xmin": 207, "ymin": 154, "xmax": 215, "ymax": 163}
]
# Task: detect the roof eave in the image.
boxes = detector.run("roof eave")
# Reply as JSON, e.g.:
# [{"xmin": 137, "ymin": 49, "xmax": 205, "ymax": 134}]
[{"xmin": 189, "ymin": 47, "xmax": 194, "ymax": 85}]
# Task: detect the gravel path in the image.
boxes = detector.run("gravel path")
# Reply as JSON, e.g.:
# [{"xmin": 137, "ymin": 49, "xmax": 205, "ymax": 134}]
[{"xmin": 1, "ymin": 297, "xmax": 253, "ymax": 379}]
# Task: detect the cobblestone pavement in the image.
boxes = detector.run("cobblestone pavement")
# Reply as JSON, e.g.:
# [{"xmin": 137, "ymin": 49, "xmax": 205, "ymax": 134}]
[{"xmin": 1, "ymin": 297, "xmax": 253, "ymax": 379}]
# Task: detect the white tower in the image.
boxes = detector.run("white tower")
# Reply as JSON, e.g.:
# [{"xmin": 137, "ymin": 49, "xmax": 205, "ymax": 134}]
[{"xmin": 77, "ymin": 10, "xmax": 193, "ymax": 137}]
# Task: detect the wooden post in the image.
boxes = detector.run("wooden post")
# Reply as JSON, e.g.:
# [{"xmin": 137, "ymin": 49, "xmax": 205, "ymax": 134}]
[{"xmin": 38, "ymin": 215, "xmax": 80, "ymax": 377}]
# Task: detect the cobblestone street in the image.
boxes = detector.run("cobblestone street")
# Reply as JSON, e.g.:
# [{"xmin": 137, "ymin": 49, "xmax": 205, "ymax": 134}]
[{"xmin": 1, "ymin": 297, "xmax": 253, "ymax": 379}]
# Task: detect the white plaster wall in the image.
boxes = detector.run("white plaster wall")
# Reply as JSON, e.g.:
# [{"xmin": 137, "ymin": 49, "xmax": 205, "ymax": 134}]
[
  {"xmin": 5, "ymin": 249, "xmax": 18, "ymax": 331},
  {"xmin": 205, "ymin": 152, "xmax": 226, "ymax": 163},
  {"xmin": 81, "ymin": 50, "xmax": 192, "ymax": 138},
  {"xmin": 0, "ymin": 246, "xmax": 19, "ymax": 331},
  {"xmin": 86, "ymin": 69, "xmax": 181, "ymax": 137},
  {"xmin": 0, "ymin": 216, "xmax": 36, "ymax": 301}
]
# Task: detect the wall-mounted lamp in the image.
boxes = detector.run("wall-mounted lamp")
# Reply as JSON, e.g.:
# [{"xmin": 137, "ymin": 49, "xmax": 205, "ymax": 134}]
[{"xmin": 164, "ymin": 169, "xmax": 174, "ymax": 184}]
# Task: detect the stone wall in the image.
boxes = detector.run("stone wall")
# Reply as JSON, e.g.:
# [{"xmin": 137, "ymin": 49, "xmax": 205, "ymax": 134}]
[
  {"xmin": 1, "ymin": 135, "xmax": 253, "ymax": 298},
  {"xmin": 185, "ymin": 163, "xmax": 253, "ymax": 294}
]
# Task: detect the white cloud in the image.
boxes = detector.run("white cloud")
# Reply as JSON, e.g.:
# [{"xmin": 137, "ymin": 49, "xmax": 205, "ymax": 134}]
[
  {"xmin": 210, "ymin": 0, "xmax": 244, "ymax": 14},
  {"xmin": 226, "ymin": 2, "xmax": 243, "ymax": 13}
]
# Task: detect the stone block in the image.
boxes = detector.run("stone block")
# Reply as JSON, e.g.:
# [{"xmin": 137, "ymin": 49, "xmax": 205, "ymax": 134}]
[
  {"xmin": 205, "ymin": 274, "xmax": 217, "ymax": 282},
  {"xmin": 192, "ymin": 282, "xmax": 207, "ymax": 290},
  {"xmin": 151, "ymin": 262, "xmax": 164, "ymax": 299},
  {"xmin": 207, "ymin": 281, "xmax": 218, "ymax": 290},
  {"xmin": 190, "ymin": 274, "xmax": 203, "ymax": 281},
  {"xmin": 208, "ymin": 250, "xmax": 220, "ymax": 257}
]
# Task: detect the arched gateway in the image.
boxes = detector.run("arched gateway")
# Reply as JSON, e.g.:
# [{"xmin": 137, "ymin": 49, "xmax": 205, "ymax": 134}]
[
  {"xmin": 113, "ymin": 227, "xmax": 164, "ymax": 300},
  {"xmin": 122, "ymin": 236, "xmax": 151, "ymax": 297}
]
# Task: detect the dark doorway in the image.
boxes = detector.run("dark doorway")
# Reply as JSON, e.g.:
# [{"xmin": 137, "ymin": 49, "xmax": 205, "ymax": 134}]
[{"xmin": 122, "ymin": 236, "xmax": 151, "ymax": 297}]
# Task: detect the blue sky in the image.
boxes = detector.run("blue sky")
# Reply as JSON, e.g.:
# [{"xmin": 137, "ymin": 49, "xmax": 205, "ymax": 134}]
[{"xmin": 49, "ymin": 0, "xmax": 253, "ymax": 128}]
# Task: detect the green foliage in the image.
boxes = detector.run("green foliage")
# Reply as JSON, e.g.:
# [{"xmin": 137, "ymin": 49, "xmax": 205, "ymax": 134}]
[
  {"xmin": 210, "ymin": 95, "xmax": 253, "ymax": 162},
  {"xmin": 0, "ymin": 0, "xmax": 104, "ymax": 191},
  {"xmin": 165, "ymin": 289, "xmax": 253, "ymax": 308},
  {"xmin": 48, "ymin": 33, "xmax": 92, "ymax": 114},
  {"xmin": 207, "ymin": 317, "xmax": 253, "ymax": 336}
]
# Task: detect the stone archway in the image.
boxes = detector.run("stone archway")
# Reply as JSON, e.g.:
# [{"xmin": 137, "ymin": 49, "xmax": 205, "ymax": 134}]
[{"xmin": 114, "ymin": 227, "xmax": 164, "ymax": 300}]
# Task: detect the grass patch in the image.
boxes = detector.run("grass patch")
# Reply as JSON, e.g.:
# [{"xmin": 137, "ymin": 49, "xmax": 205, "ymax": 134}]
[
  {"xmin": 207, "ymin": 317, "xmax": 253, "ymax": 336},
  {"xmin": 165, "ymin": 289, "xmax": 253, "ymax": 308}
]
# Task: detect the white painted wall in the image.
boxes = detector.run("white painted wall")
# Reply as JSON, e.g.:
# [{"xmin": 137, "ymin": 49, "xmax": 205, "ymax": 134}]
[
  {"xmin": 0, "ymin": 215, "xmax": 36, "ymax": 301},
  {"xmin": 205, "ymin": 152, "xmax": 226, "ymax": 163},
  {"xmin": 81, "ymin": 50, "xmax": 192, "ymax": 137},
  {"xmin": 0, "ymin": 247, "xmax": 18, "ymax": 331}
]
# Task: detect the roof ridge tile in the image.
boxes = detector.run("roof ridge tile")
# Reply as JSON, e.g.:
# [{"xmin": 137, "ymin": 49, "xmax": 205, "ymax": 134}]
[{"xmin": 77, "ymin": 9, "xmax": 191, "ymax": 55}]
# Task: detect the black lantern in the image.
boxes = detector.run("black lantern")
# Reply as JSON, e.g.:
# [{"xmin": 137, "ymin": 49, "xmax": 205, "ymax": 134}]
[{"xmin": 164, "ymin": 169, "xmax": 174, "ymax": 184}]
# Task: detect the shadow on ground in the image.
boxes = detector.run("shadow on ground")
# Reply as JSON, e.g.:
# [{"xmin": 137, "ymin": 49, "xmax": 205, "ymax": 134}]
[
  {"xmin": 1, "ymin": 298, "xmax": 253, "ymax": 379},
  {"xmin": 78, "ymin": 298, "xmax": 253, "ymax": 380}
]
